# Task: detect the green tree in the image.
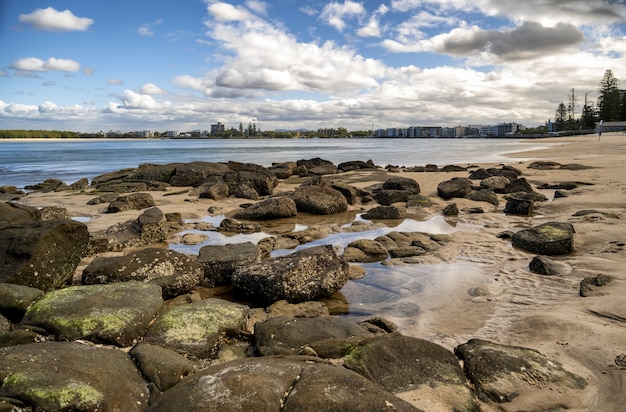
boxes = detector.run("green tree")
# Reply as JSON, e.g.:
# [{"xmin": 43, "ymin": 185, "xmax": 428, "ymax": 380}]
[
  {"xmin": 555, "ymin": 102, "xmax": 567, "ymax": 131},
  {"xmin": 597, "ymin": 69, "xmax": 621, "ymax": 121},
  {"xmin": 620, "ymin": 92, "xmax": 626, "ymax": 121}
]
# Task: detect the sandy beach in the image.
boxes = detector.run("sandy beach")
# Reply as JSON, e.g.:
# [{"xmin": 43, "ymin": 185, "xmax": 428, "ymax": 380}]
[{"xmin": 16, "ymin": 133, "xmax": 626, "ymax": 410}]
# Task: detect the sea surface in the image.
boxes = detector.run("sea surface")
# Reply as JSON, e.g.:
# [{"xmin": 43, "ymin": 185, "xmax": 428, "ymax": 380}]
[{"xmin": 0, "ymin": 137, "xmax": 551, "ymax": 189}]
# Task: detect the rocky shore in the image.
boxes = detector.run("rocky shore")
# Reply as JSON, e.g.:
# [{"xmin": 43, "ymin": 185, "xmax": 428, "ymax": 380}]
[{"xmin": 0, "ymin": 134, "xmax": 625, "ymax": 411}]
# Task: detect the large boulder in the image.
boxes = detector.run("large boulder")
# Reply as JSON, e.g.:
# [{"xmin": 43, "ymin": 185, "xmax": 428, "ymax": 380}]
[
  {"xmin": 346, "ymin": 239, "xmax": 389, "ymax": 262},
  {"xmin": 224, "ymin": 162, "xmax": 278, "ymax": 197},
  {"xmin": 129, "ymin": 342, "xmax": 197, "ymax": 392},
  {"xmin": 21, "ymin": 281, "xmax": 163, "ymax": 346},
  {"xmin": 437, "ymin": 177, "xmax": 472, "ymax": 199},
  {"xmin": 168, "ymin": 162, "xmax": 230, "ymax": 187},
  {"xmin": 232, "ymin": 245, "xmax": 350, "ymax": 304},
  {"xmin": 343, "ymin": 334, "xmax": 478, "ymax": 412},
  {"xmin": 503, "ymin": 196, "xmax": 534, "ymax": 215},
  {"xmin": 293, "ymin": 185, "xmax": 348, "ymax": 215},
  {"xmin": 144, "ymin": 298, "xmax": 249, "ymax": 358},
  {"xmin": 0, "ymin": 341, "xmax": 149, "ymax": 412},
  {"xmin": 0, "ymin": 283, "xmax": 44, "ymax": 322},
  {"xmin": 148, "ymin": 357, "xmax": 420, "ymax": 412},
  {"xmin": 362, "ymin": 205, "xmax": 406, "ymax": 220},
  {"xmin": 455, "ymin": 339, "xmax": 587, "ymax": 407},
  {"xmin": 233, "ymin": 196, "xmax": 297, "ymax": 220},
  {"xmin": 90, "ymin": 207, "xmax": 168, "ymax": 253},
  {"xmin": 193, "ymin": 175, "xmax": 230, "ymax": 200},
  {"xmin": 0, "ymin": 219, "xmax": 89, "ymax": 291},
  {"xmin": 383, "ymin": 177, "xmax": 420, "ymax": 193},
  {"xmin": 374, "ymin": 190, "xmax": 411, "ymax": 205},
  {"xmin": 0, "ymin": 202, "xmax": 39, "ymax": 228},
  {"xmin": 82, "ymin": 248, "xmax": 203, "ymax": 299},
  {"xmin": 512, "ymin": 222, "xmax": 574, "ymax": 255},
  {"xmin": 337, "ymin": 160, "xmax": 376, "ymax": 172},
  {"xmin": 466, "ymin": 188, "xmax": 499, "ymax": 206},
  {"xmin": 197, "ymin": 242, "xmax": 261, "ymax": 287},
  {"xmin": 106, "ymin": 192, "xmax": 156, "ymax": 213},
  {"xmin": 254, "ymin": 316, "xmax": 372, "ymax": 356}
]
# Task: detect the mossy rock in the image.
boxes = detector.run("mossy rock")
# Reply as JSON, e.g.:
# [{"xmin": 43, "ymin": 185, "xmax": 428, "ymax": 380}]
[{"xmin": 512, "ymin": 222, "xmax": 574, "ymax": 255}]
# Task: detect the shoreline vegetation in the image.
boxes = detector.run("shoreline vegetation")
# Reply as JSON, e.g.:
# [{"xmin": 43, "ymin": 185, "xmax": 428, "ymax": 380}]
[{"xmin": 1, "ymin": 133, "xmax": 625, "ymax": 410}]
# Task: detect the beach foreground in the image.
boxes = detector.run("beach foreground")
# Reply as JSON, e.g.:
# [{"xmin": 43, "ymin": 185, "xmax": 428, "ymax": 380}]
[{"xmin": 1, "ymin": 133, "xmax": 625, "ymax": 411}]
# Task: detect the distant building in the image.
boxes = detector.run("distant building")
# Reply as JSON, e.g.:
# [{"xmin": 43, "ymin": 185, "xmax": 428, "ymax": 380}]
[
  {"xmin": 166, "ymin": 130, "xmax": 180, "ymax": 138},
  {"xmin": 135, "ymin": 130, "xmax": 153, "ymax": 138},
  {"xmin": 317, "ymin": 128, "xmax": 336, "ymax": 137},
  {"xmin": 210, "ymin": 123, "xmax": 225, "ymax": 136}
]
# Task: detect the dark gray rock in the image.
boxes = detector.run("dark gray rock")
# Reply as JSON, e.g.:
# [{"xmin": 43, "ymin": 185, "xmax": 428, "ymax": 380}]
[
  {"xmin": 331, "ymin": 182, "xmax": 359, "ymax": 205},
  {"xmin": 194, "ymin": 175, "xmax": 230, "ymax": 200},
  {"xmin": 82, "ymin": 248, "xmax": 203, "ymax": 299},
  {"xmin": 503, "ymin": 196, "xmax": 534, "ymax": 215},
  {"xmin": 129, "ymin": 342, "xmax": 196, "ymax": 392},
  {"xmin": 232, "ymin": 245, "xmax": 350, "ymax": 304},
  {"xmin": 168, "ymin": 162, "xmax": 230, "ymax": 186},
  {"xmin": 467, "ymin": 188, "xmax": 499, "ymax": 206},
  {"xmin": 293, "ymin": 185, "xmax": 348, "ymax": 215},
  {"xmin": 469, "ymin": 168, "xmax": 492, "ymax": 180},
  {"xmin": 437, "ymin": 177, "xmax": 472, "ymax": 199},
  {"xmin": 24, "ymin": 178, "xmax": 67, "ymax": 192},
  {"xmin": 22, "ymin": 281, "xmax": 163, "ymax": 346},
  {"xmin": 503, "ymin": 177, "xmax": 534, "ymax": 194},
  {"xmin": 0, "ymin": 219, "xmax": 89, "ymax": 291},
  {"xmin": 374, "ymin": 189, "xmax": 410, "ymax": 205},
  {"xmin": 344, "ymin": 333, "xmax": 478, "ymax": 411},
  {"xmin": 480, "ymin": 176, "xmax": 510, "ymax": 192},
  {"xmin": 0, "ymin": 202, "xmax": 39, "ymax": 228},
  {"xmin": 106, "ymin": 192, "xmax": 155, "ymax": 213},
  {"xmin": 233, "ymin": 196, "xmax": 297, "ymax": 220},
  {"xmin": 406, "ymin": 194, "xmax": 433, "ymax": 208},
  {"xmin": 218, "ymin": 217, "xmax": 261, "ymax": 234},
  {"xmin": 144, "ymin": 298, "xmax": 248, "ymax": 358},
  {"xmin": 443, "ymin": 203, "xmax": 459, "ymax": 216},
  {"xmin": 362, "ymin": 205, "xmax": 406, "ymax": 220},
  {"xmin": 455, "ymin": 338, "xmax": 587, "ymax": 405},
  {"xmin": 512, "ymin": 222, "xmax": 575, "ymax": 255},
  {"xmin": 441, "ymin": 164, "xmax": 467, "ymax": 172},
  {"xmin": 528, "ymin": 160, "xmax": 562, "ymax": 170},
  {"xmin": 0, "ymin": 341, "xmax": 149, "ymax": 411},
  {"xmin": 346, "ymin": 239, "xmax": 389, "ymax": 262},
  {"xmin": 580, "ymin": 274, "xmax": 614, "ymax": 297},
  {"xmin": 529, "ymin": 255, "xmax": 572, "ymax": 276},
  {"xmin": 383, "ymin": 177, "xmax": 420, "ymax": 193},
  {"xmin": 0, "ymin": 283, "xmax": 44, "ymax": 322},
  {"xmin": 337, "ymin": 160, "xmax": 376, "ymax": 172},
  {"xmin": 148, "ymin": 357, "xmax": 420, "ymax": 412},
  {"xmin": 198, "ymin": 242, "xmax": 261, "ymax": 287},
  {"xmin": 254, "ymin": 316, "xmax": 372, "ymax": 356}
]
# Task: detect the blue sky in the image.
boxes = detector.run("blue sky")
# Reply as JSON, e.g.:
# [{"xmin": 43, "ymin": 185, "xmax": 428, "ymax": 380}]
[{"xmin": 1, "ymin": 0, "xmax": 625, "ymax": 132}]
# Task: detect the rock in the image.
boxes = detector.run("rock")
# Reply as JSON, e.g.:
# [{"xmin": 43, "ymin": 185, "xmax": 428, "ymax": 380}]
[
  {"xmin": 503, "ymin": 177, "xmax": 534, "ymax": 194},
  {"xmin": 554, "ymin": 190, "xmax": 568, "ymax": 198},
  {"xmin": 0, "ymin": 202, "xmax": 39, "ymax": 228},
  {"xmin": 437, "ymin": 177, "xmax": 472, "ymax": 199},
  {"xmin": 529, "ymin": 255, "xmax": 572, "ymax": 276},
  {"xmin": 82, "ymin": 248, "xmax": 203, "ymax": 299},
  {"xmin": 455, "ymin": 338, "xmax": 586, "ymax": 406},
  {"xmin": 466, "ymin": 189, "xmax": 499, "ymax": 206},
  {"xmin": 375, "ymin": 189, "xmax": 411, "ymax": 205},
  {"xmin": 406, "ymin": 194, "xmax": 433, "ymax": 208},
  {"xmin": 69, "ymin": 178, "xmax": 89, "ymax": 190},
  {"xmin": 389, "ymin": 246, "xmax": 427, "ymax": 258},
  {"xmin": 443, "ymin": 203, "xmax": 459, "ymax": 216},
  {"xmin": 106, "ymin": 192, "xmax": 156, "ymax": 213},
  {"xmin": 233, "ymin": 196, "xmax": 297, "ymax": 220},
  {"xmin": 129, "ymin": 342, "xmax": 196, "ymax": 392},
  {"xmin": 293, "ymin": 185, "xmax": 348, "ymax": 215},
  {"xmin": 22, "ymin": 281, "xmax": 163, "ymax": 346},
  {"xmin": 486, "ymin": 167, "xmax": 520, "ymax": 181},
  {"xmin": 503, "ymin": 196, "xmax": 534, "ymax": 215},
  {"xmin": 87, "ymin": 192, "xmax": 118, "ymax": 205},
  {"xmin": 148, "ymin": 357, "xmax": 419, "ymax": 412},
  {"xmin": 265, "ymin": 300, "xmax": 330, "ymax": 319},
  {"xmin": 218, "ymin": 217, "xmax": 261, "ymax": 234},
  {"xmin": 467, "ymin": 207, "xmax": 484, "ymax": 214},
  {"xmin": 144, "ymin": 298, "xmax": 248, "ymax": 358},
  {"xmin": 0, "ymin": 219, "xmax": 89, "ymax": 291},
  {"xmin": 0, "ymin": 283, "xmax": 44, "ymax": 322},
  {"xmin": 347, "ymin": 239, "xmax": 389, "ymax": 262},
  {"xmin": 362, "ymin": 205, "xmax": 407, "ymax": 220},
  {"xmin": 232, "ymin": 245, "xmax": 350, "ymax": 304},
  {"xmin": 441, "ymin": 164, "xmax": 466, "ymax": 172},
  {"xmin": 480, "ymin": 176, "xmax": 510, "ymax": 192},
  {"xmin": 194, "ymin": 175, "xmax": 229, "ymax": 200},
  {"xmin": 528, "ymin": 160, "xmax": 562, "ymax": 170},
  {"xmin": 580, "ymin": 274, "xmax": 614, "ymax": 297},
  {"xmin": 24, "ymin": 178, "xmax": 67, "ymax": 192},
  {"xmin": 343, "ymin": 333, "xmax": 478, "ymax": 412},
  {"xmin": 342, "ymin": 246, "xmax": 368, "ymax": 262},
  {"xmin": 330, "ymin": 182, "xmax": 359, "ymax": 205},
  {"xmin": 383, "ymin": 177, "xmax": 420, "ymax": 193},
  {"xmin": 512, "ymin": 222, "xmax": 575, "ymax": 255},
  {"xmin": 254, "ymin": 316, "xmax": 372, "ymax": 356},
  {"xmin": 168, "ymin": 162, "xmax": 231, "ymax": 187},
  {"xmin": 198, "ymin": 242, "xmax": 261, "ymax": 287},
  {"xmin": 337, "ymin": 160, "xmax": 376, "ymax": 172},
  {"xmin": 181, "ymin": 233, "xmax": 209, "ymax": 245},
  {"xmin": 469, "ymin": 168, "xmax": 492, "ymax": 180},
  {"xmin": 0, "ymin": 341, "xmax": 149, "ymax": 412}
]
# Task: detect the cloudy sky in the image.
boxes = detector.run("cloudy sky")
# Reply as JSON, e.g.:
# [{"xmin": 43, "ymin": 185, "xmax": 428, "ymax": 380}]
[{"xmin": 1, "ymin": 0, "xmax": 625, "ymax": 132}]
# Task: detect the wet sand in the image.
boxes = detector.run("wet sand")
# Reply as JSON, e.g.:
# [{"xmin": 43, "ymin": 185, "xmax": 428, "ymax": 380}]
[{"xmin": 18, "ymin": 132, "xmax": 626, "ymax": 411}]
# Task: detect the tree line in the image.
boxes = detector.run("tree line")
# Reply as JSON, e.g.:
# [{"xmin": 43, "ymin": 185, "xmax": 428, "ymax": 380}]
[
  {"xmin": 0, "ymin": 130, "xmax": 81, "ymax": 139},
  {"xmin": 554, "ymin": 69, "xmax": 626, "ymax": 131}
]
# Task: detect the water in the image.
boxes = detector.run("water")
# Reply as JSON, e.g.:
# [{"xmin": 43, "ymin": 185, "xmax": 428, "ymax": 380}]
[{"xmin": 0, "ymin": 137, "xmax": 549, "ymax": 188}]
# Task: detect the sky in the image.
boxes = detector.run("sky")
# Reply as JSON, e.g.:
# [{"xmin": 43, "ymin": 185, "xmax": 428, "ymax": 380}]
[{"xmin": 1, "ymin": 0, "xmax": 625, "ymax": 132}]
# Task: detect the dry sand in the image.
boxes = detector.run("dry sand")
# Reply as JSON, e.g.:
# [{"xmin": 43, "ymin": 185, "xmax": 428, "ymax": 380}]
[{"xmin": 18, "ymin": 132, "xmax": 626, "ymax": 411}]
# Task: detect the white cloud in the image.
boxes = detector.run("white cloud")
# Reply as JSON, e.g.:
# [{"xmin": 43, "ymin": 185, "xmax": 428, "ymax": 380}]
[
  {"xmin": 357, "ymin": 4, "xmax": 389, "ymax": 37},
  {"xmin": 208, "ymin": 2, "xmax": 256, "ymax": 22},
  {"xmin": 245, "ymin": 0, "xmax": 268, "ymax": 15},
  {"xmin": 19, "ymin": 7, "xmax": 94, "ymax": 31},
  {"xmin": 319, "ymin": 1, "xmax": 366, "ymax": 32},
  {"xmin": 107, "ymin": 79, "xmax": 125, "ymax": 86},
  {"xmin": 9, "ymin": 57, "xmax": 80, "ymax": 72},
  {"xmin": 137, "ymin": 83, "xmax": 167, "ymax": 95},
  {"xmin": 138, "ymin": 19, "xmax": 164, "ymax": 36}
]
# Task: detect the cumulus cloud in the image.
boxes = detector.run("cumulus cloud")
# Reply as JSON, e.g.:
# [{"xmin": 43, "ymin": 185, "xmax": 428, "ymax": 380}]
[
  {"xmin": 319, "ymin": 1, "xmax": 366, "ymax": 32},
  {"xmin": 137, "ymin": 83, "xmax": 167, "ymax": 94},
  {"xmin": 10, "ymin": 57, "xmax": 80, "ymax": 72},
  {"xmin": 357, "ymin": 4, "xmax": 389, "ymax": 37},
  {"xmin": 384, "ymin": 21, "xmax": 585, "ymax": 61},
  {"xmin": 19, "ymin": 7, "xmax": 94, "ymax": 31}
]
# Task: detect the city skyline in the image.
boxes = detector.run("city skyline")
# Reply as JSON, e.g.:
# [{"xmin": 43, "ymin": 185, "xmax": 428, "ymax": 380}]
[{"xmin": 1, "ymin": 1, "xmax": 625, "ymax": 132}]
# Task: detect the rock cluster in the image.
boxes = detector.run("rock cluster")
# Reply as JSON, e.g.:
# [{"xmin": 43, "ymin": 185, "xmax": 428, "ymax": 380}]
[{"xmin": 0, "ymin": 157, "xmax": 593, "ymax": 411}]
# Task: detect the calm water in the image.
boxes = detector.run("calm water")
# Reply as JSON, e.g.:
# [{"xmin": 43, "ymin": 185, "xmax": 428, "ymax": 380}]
[{"xmin": 0, "ymin": 137, "xmax": 550, "ymax": 188}]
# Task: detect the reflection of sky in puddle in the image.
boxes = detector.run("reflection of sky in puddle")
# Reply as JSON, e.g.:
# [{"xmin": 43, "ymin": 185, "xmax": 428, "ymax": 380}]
[{"xmin": 169, "ymin": 214, "xmax": 474, "ymax": 256}]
